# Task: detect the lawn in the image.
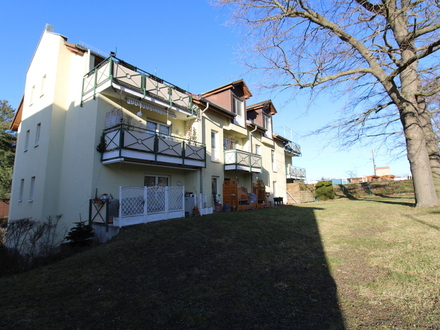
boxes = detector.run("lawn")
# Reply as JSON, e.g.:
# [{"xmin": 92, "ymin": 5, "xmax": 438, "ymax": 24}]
[{"xmin": 0, "ymin": 196, "xmax": 439, "ymax": 329}]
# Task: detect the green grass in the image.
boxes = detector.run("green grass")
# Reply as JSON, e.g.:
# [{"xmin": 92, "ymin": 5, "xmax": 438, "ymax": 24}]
[{"xmin": 1, "ymin": 195, "xmax": 439, "ymax": 329}]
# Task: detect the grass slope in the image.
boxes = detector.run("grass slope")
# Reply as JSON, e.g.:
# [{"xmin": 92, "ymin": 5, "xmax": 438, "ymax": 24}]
[{"xmin": 0, "ymin": 195, "xmax": 439, "ymax": 329}]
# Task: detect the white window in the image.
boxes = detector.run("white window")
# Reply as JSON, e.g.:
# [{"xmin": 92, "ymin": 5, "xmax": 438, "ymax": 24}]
[
  {"xmin": 223, "ymin": 136, "xmax": 236, "ymax": 150},
  {"xmin": 40, "ymin": 74, "xmax": 46, "ymax": 97},
  {"xmin": 233, "ymin": 97, "xmax": 245, "ymax": 126},
  {"xmin": 144, "ymin": 175, "xmax": 169, "ymax": 187},
  {"xmin": 29, "ymin": 176, "xmax": 35, "ymax": 202},
  {"xmin": 271, "ymin": 149, "xmax": 277, "ymax": 172},
  {"xmin": 273, "ymin": 181, "xmax": 278, "ymax": 197},
  {"xmin": 255, "ymin": 144, "xmax": 261, "ymax": 155},
  {"xmin": 264, "ymin": 115, "xmax": 273, "ymax": 138},
  {"xmin": 211, "ymin": 130, "xmax": 219, "ymax": 161},
  {"xmin": 34, "ymin": 123, "xmax": 41, "ymax": 147},
  {"xmin": 146, "ymin": 120, "xmax": 170, "ymax": 136},
  {"xmin": 30, "ymin": 85, "xmax": 35, "ymax": 106},
  {"xmin": 24, "ymin": 130, "xmax": 30, "ymax": 152},
  {"xmin": 19, "ymin": 179, "xmax": 24, "ymax": 202}
]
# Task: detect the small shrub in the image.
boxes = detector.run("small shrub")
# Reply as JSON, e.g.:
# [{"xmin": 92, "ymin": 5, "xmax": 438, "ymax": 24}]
[
  {"xmin": 1, "ymin": 215, "xmax": 66, "ymax": 274},
  {"xmin": 65, "ymin": 220, "xmax": 94, "ymax": 247},
  {"xmin": 315, "ymin": 181, "xmax": 335, "ymax": 201}
]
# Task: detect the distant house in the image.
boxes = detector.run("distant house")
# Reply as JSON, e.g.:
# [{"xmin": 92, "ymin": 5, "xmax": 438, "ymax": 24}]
[
  {"xmin": 375, "ymin": 166, "xmax": 391, "ymax": 176},
  {"xmin": 8, "ymin": 25, "xmax": 305, "ymax": 244}
]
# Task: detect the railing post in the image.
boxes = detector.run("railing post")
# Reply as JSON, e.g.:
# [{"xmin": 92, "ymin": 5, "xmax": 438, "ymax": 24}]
[
  {"xmin": 93, "ymin": 67, "xmax": 98, "ymax": 100},
  {"xmin": 182, "ymin": 141, "xmax": 186, "ymax": 165},
  {"xmin": 119, "ymin": 124, "xmax": 124, "ymax": 158},
  {"xmin": 249, "ymin": 152, "xmax": 252, "ymax": 172},
  {"xmin": 154, "ymin": 133, "xmax": 158, "ymax": 161}
]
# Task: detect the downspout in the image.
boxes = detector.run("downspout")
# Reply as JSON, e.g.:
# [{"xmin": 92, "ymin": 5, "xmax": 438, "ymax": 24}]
[
  {"xmin": 249, "ymin": 124, "xmax": 258, "ymax": 186},
  {"xmin": 199, "ymin": 101, "xmax": 209, "ymax": 121},
  {"xmin": 199, "ymin": 102, "xmax": 209, "ymax": 200}
]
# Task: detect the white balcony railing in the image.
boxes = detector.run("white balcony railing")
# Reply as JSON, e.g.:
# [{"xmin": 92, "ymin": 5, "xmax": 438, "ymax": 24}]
[{"xmin": 286, "ymin": 165, "xmax": 306, "ymax": 180}]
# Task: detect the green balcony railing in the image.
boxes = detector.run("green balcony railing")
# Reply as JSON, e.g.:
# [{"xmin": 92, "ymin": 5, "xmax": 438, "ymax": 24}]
[
  {"xmin": 224, "ymin": 149, "xmax": 262, "ymax": 173},
  {"xmin": 82, "ymin": 56, "xmax": 197, "ymax": 116},
  {"xmin": 100, "ymin": 124, "xmax": 206, "ymax": 168}
]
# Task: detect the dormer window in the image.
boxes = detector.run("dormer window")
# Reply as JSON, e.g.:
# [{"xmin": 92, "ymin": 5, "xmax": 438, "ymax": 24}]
[
  {"xmin": 263, "ymin": 115, "xmax": 273, "ymax": 137},
  {"xmin": 233, "ymin": 97, "xmax": 245, "ymax": 126}
]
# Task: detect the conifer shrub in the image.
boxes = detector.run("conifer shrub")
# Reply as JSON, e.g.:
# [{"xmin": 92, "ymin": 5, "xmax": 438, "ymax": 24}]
[
  {"xmin": 315, "ymin": 181, "xmax": 335, "ymax": 201},
  {"xmin": 65, "ymin": 220, "xmax": 94, "ymax": 247}
]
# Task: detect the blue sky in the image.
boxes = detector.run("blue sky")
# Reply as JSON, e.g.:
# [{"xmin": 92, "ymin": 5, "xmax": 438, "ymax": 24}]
[{"xmin": 1, "ymin": 0, "xmax": 411, "ymax": 181}]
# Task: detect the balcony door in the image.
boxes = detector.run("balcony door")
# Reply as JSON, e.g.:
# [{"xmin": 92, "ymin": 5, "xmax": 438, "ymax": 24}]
[{"xmin": 146, "ymin": 120, "xmax": 170, "ymax": 136}]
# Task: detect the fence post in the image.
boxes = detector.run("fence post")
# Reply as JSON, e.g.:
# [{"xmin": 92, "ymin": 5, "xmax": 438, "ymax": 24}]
[
  {"xmin": 144, "ymin": 186, "xmax": 148, "ymax": 217},
  {"xmin": 118, "ymin": 186, "xmax": 122, "ymax": 220},
  {"xmin": 165, "ymin": 186, "xmax": 169, "ymax": 213}
]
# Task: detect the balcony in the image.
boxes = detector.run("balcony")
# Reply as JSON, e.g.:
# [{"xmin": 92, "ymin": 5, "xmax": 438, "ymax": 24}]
[
  {"xmin": 284, "ymin": 141, "xmax": 301, "ymax": 156},
  {"xmin": 286, "ymin": 165, "xmax": 306, "ymax": 180},
  {"xmin": 100, "ymin": 124, "xmax": 206, "ymax": 168},
  {"xmin": 224, "ymin": 149, "xmax": 262, "ymax": 173},
  {"xmin": 82, "ymin": 56, "xmax": 197, "ymax": 120}
]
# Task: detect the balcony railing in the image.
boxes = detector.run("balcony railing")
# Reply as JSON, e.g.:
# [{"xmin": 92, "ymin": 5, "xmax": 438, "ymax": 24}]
[
  {"xmin": 82, "ymin": 57, "xmax": 197, "ymax": 117},
  {"xmin": 224, "ymin": 149, "xmax": 262, "ymax": 173},
  {"xmin": 284, "ymin": 141, "xmax": 301, "ymax": 156},
  {"xmin": 100, "ymin": 124, "xmax": 206, "ymax": 168},
  {"xmin": 286, "ymin": 165, "xmax": 306, "ymax": 180}
]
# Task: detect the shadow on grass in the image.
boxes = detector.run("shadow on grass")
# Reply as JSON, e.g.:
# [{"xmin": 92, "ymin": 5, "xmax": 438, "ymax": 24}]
[
  {"xmin": 365, "ymin": 196, "xmax": 415, "ymax": 207},
  {"xmin": 0, "ymin": 206, "xmax": 345, "ymax": 329}
]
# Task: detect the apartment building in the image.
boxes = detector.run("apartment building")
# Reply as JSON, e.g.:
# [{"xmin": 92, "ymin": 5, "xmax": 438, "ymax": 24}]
[{"xmin": 9, "ymin": 25, "xmax": 304, "ymax": 241}]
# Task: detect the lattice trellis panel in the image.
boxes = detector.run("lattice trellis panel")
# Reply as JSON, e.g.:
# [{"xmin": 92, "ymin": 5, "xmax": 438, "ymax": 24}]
[
  {"xmin": 120, "ymin": 187, "xmax": 144, "ymax": 216},
  {"xmin": 146, "ymin": 186, "xmax": 166, "ymax": 213},
  {"xmin": 168, "ymin": 187, "xmax": 184, "ymax": 211}
]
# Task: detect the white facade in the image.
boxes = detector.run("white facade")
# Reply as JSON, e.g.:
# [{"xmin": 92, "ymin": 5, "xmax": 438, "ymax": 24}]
[{"xmin": 9, "ymin": 25, "xmax": 304, "ymax": 242}]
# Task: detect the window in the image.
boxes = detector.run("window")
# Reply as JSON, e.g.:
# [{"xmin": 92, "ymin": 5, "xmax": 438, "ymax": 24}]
[
  {"xmin": 40, "ymin": 74, "xmax": 46, "ymax": 97},
  {"xmin": 34, "ymin": 123, "xmax": 41, "ymax": 147},
  {"xmin": 29, "ymin": 176, "xmax": 35, "ymax": 202},
  {"xmin": 255, "ymin": 144, "xmax": 261, "ymax": 155},
  {"xmin": 146, "ymin": 120, "xmax": 170, "ymax": 136},
  {"xmin": 223, "ymin": 136, "xmax": 236, "ymax": 150},
  {"xmin": 211, "ymin": 130, "xmax": 219, "ymax": 161},
  {"xmin": 30, "ymin": 85, "xmax": 35, "ymax": 106},
  {"xmin": 271, "ymin": 149, "xmax": 277, "ymax": 172},
  {"xmin": 264, "ymin": 115, "xmax": 273, "ymax": 138},
  {"xmin": 144, "ymin": 175, "xmax": 169, "ymax": 187},
  {"xmin": 19, "ymin": 179, "xmax": 24, "ymax": 202},
  {"xmin": 24, "ymin": 130, "xmax": 30, "ymax": 152},
  {"xmin": 273, "ymin": 181, "xmax": 278, "ymax": 197},
  {"xmin": 233, "ymin": 97, "xmax": 245, "ymax": 126},
  {"xmin": 212, "ymin": 176, "xmax": 220, "ymax": 204}
]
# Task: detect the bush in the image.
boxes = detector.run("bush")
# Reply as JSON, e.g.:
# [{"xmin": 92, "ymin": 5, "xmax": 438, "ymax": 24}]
[
  {"xmin": 65, "ymin": 220, "xmax": 94, "ymax": 247},
  {"xmin": 1, "ymin": 215, "xmax": 66, "ymax": 275},
  {"xmin": 315, "ymin": 181, "xmax": 335, "ymax": 201}
]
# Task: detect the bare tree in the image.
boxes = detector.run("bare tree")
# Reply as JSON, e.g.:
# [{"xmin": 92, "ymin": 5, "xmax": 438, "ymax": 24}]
[{"xmin": 217, "ymin": 0, "xmax": 440, "ymax": 207}]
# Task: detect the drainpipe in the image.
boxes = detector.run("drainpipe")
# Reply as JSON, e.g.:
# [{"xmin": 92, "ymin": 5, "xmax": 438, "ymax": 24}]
[
  {"xmin": 249, "ymin": 124, "xmax": 258, "ymax": 188},
  {"xmin": 198, "ymin": 102, "xmax": 209, "ymax": 201},
  {"xmin": 199, "ymin": 101, "xmax": 209, "ymax": 121}
]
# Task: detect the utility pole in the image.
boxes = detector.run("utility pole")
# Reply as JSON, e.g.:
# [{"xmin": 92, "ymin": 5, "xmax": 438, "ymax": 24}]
[{"xmin": 372, "ymin": 150, "xmax": 376, "ymax": 176}]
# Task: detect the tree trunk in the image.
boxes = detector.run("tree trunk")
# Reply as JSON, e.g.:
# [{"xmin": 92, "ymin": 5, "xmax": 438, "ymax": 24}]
[
  {"xmin": 419, "ymin": 102, "xmax": 440, "ymax": 202},
  {"xmin": 400, "ymin": 104, "xmax": 438, "ymax": 207}
]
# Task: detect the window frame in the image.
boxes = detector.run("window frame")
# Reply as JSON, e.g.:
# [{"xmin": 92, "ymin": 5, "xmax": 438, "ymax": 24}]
[{"xmin": 29, "ymin": 176, "xmax": 35, "ymax": 203}]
